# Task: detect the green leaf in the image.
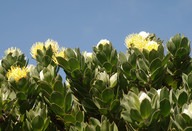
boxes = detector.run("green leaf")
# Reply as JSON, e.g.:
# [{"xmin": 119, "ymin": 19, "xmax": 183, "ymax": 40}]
[
  {"xmin": 136, "ymin": 69, "xmax": 148, "ymax": 83},
  {"xmin": 100, "ymin": 120, "xmax": 109, "ymax": 131},
  {"xmin": 64, "ymin": 93, "xmax": 72, "ymax": 112},
  {"xmin": 68, "ymin": 58, "xmax": 80, "ymax": 71},
  {"xmin": 76, "ymin": 111, "xmax": 84, "ymax": 122},
  {"xmin": 0, "ymin": 74, "xmax": 5, "ymax": 82},
  {"xmin": 128, "ymin": 53, "xmax": 137, "ymax": 67},
  {"xmin": 160, "ymin": 98, "xmax": 171, "ymax": 117},
  {"xmin": 51, "ymin": 103, "xmax": 65, "ymax": 116},
  {"xmin": 160, "ymin": 87, "xmax": 169, "ymax": 101},
  {"xmin": 103, "ymin": 62, "xmax": 112, "ymax": 73},
  {"xmin": 178, "ymin": 91, "xmax": 188, "ymax": 107},
  {"xmin": 188, "ymin": 73, "xmax": 192, "ymax": 89},
  {"xmin": 110, "ymin": 50, "xmax": 118, "ymax": 65},
  {"xmin": 109, "ymin": 73, "xmax": 117, "ymax": 88},
  {"xmin": 137, "ymin": 59, "xmax": 148, "ymax": 71},
  {"xmin": 162, "ymin": 54, "xmax": 171, "ymax": 66},
  {"xmin": 56, "ymin": 56, "xmax": 69, "ymax": 69},
  {"xmin": 71, "ymin": 69, "xmax": 82, "ymax": 79},
  {"xmin": 127, "ymin": 92, "xmax": 140, "ymax": 110},
  {"xmin": 180, "ymin": 37, "xmax": 189, "ymax": 49},
  {"xmin": 121, "ymin": 111, "xmax": 132, "ymax": 123},
  {"xmin": 150, "ymin": 109, "xmax": 160, "ymax": 123},
  {"xmin": 99, "ymin": 108, "xmax": 108, "ymax": 115},
  {"xmin": 172, "ymin": 34, "xmax": 181, "ymax": 49},
  {"xmin": 149, "ymin": 50, "xmax": 159, "ymax": 63},
  {"xmin": 176, "ymin": 114, "xmax": 186, "ymax": 129},
  {"xmin": 40, "ymin": 82, "xmax": 52, "ymax": 94},
  {"xmin": 65, "ymin": 48, "xmax": 76, "ymax": 58},
  {"xmin": 90, "ymin": 117, "xmax": 101, "ymax": 127},
  {"xmin": 175, "ymin": 48, "xmax": 188, "ymax": 58},
  {"xmin": 96, "ymin": 52, "xmax": 108, "ymax": 65},
  {"xmin": 166, "ymin": 41, "xmax": 176, "ymax": 55},
  {"xmin": 42, "ymin": 55, "xmax": 51, "ymax": 67},
  {"xmin": 53, "ymin": 81, "xmax": 64, "ymax": 94},
  {"xmin": 110, "ymin": 122, "xmax": 118, "ymax": 131},
  {"xmin": 119, "ymin": 52, "xmax": 127, "ymax": 63},
  {"xmin": 184, "ymin": 127, "xmax": 192, "ymax": 131},
  {"xmin": 102, "ymin": 89, "xmax": 114, "ymax": 103},
  {"xmin": 17, "ymin": 77, "xmax": 28, "ymax": 91},
  {"xmin": 150, "ymin": 58, "xmax": 161, "ymax": 73},
  {"xmin": 16, "ymin": 92, "xmax": 27, "ymax": 100},
  {"xmin": 140, "ymin": 98, "xmax": 152, "ymax": 119},
  {"xmin": 130, "ymin": 108, "xmax": 142, "ymax": 122},
  {"xmin": 121, "ymin": 62, "xmax": 132, "ymax": 75},
  {"xmin": 42, "ymin": 118, "xmax": 50, "ymax": 131},
  {"xmin": 63, "ymin": 114, "xmax": 75, "ymax": 123},
  {"xmin": 110, "ymin": 99, "xmax": 120, "ymax": 112},
  {"xmin": 51, "ymin": 91, "xmax": 65, "ymax": 107},
  {"xmin": 32, "ymin": 116, "xmax": 44, "ymax": 131},
  {"xmin": 1, "ymin": 59, "xmax": 10, "ymax": 70}
]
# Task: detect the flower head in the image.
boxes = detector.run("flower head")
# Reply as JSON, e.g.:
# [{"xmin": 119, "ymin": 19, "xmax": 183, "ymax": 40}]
[
  {"xmin": 97, "ymin": 39, "xmax": 110, "ymax": 47},
  {"xmin": 30, "ymin": 42, "xmax": 44, "ymax": 59},
  {"xmin": 125, "ymin": 33, "xmax": 150, "ymax": 51},
  {"xmin": 5, "ymin": 47, "xmax": 22, "ymax": 55},
  {"xmin": 53, "ymin": 47, "xmax": 66, "ymax": 64},
  {"xmin": 7, "ymin": 66, "xmax": 29, "ymax": 83},
  {"xmin": 144, "ymin": 41, "xmax": 159, "ymax": 51},
  {"xmin": 139, "ymin": 31, "xmax": 149, "ymax": 38},
  {"xmin": 45, "ymin": 39, "xmax": 59, "ymax": 54}
]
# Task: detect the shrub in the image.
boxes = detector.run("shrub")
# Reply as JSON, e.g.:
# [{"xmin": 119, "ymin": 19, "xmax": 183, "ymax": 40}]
[{"xmin": 0, "ymin": 32, "xmax": 192, "ymax": 130}]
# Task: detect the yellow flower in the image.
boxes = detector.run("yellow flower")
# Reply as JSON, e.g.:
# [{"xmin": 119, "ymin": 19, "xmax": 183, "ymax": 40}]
[
  {"xmin": 30, "ymin": 42, "xmax": 44, "ymax": 59},
  {"xmin": 144, "ymin": 41, "xmax": 159, "ymax": 51},
  {"xmin": 7, "ymin": 66, "xmax": 29, "ymax": 83},
  {"xmin": 97, "ymin": 39, "xmax": 110, "ymax": 47},
  {"xmin": 53, "ymin": 47, "xmax": 66, "ymax": 64},
  {"xmin": 45, "ymin": 39, "xmax": 59, "ymax": 54},
  {"xmin": 125, "ymin": 33, "xmax": 150, "ymax": 51},
  {"xmin": 5, "ymin": 47, "xmax": 22, "ymax": 55}
]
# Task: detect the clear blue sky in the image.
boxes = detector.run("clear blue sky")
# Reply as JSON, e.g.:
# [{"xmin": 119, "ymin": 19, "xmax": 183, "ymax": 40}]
[{"xmin": 1, "ymin": 0, "xmax": 192, "ymax": 65}]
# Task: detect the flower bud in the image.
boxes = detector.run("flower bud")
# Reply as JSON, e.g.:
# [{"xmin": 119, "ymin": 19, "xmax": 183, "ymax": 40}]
[{"xmin": 97, "ymin": 39, "xmax": 110, "ymax": 48}]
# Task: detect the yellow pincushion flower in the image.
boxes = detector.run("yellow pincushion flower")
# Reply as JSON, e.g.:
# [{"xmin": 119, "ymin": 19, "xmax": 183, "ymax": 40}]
[
  {"xmin": 45, "ymin": 39, "xmax": 59, "ymax": 54},
  {"xmin": 125, "ymin": 33, "xmax": 150, "ymax": 51},
  {"xmin": 5, "ymin": 47, "xmax": 22, "ymax": 55},
  {"xmin": 7, "ymin": 66, "xmax": 29, "ymax": 83},
  {"xmin": 53, "ymin": 47, "xmax": 66, "ymax": 64},
  {"xmin": 30, "ymin": 42, "xmax": 44, "ymax": 59},
  {"xmin": 144, "ymin": 41, "xmax": 159, "ymax": 51}
]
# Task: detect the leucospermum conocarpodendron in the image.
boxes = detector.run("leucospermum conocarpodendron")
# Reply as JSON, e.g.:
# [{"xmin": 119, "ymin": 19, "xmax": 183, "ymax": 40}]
[
  {"xmin": 7, "ymin": 66, "xmax": 29, "ymax": 83},
  {"xmin": 53, "ymin": 47, "xmax": 66, "ymax": 64},
  {"xmin": 5, "ymin": 47, "xmax": 22, "ymax": 55},
  {"xmin": 125, "ymin": 31, "xmax": 159, "ymax": 51},
  {"xmin": 30, "ymin": 42, "xmax": 44, "ymax": 59},
  {"xmin": 45, "ymin": 39, "xmax": 59, "ymax": 54}
]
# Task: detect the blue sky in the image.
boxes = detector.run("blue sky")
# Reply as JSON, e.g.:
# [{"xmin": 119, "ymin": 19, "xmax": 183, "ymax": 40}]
[{"xmin": 0, "ymin": 0, "xmax": 192, "ymax": 65}]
